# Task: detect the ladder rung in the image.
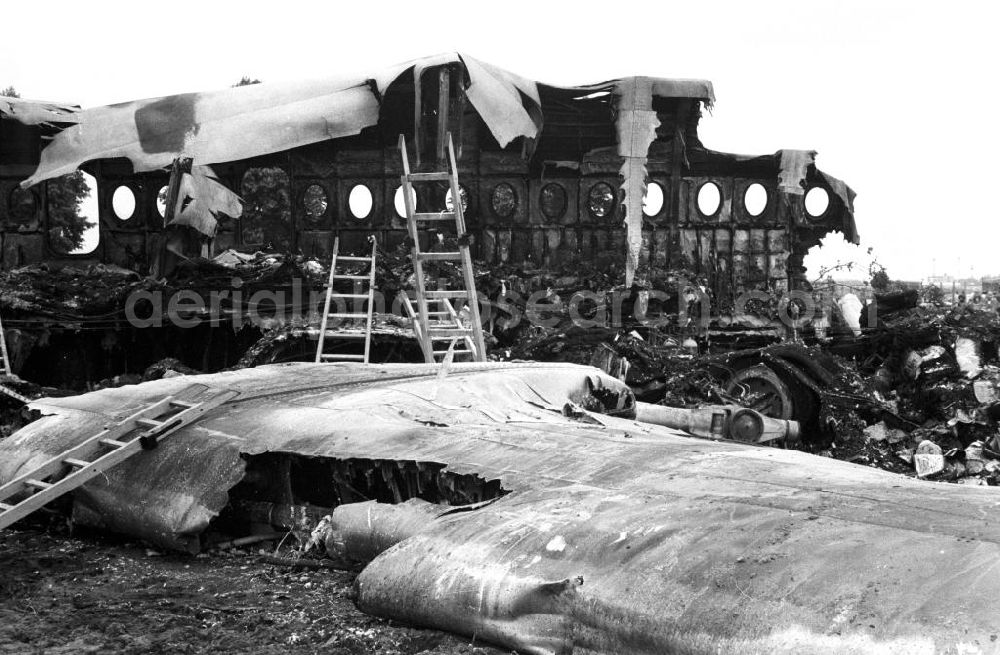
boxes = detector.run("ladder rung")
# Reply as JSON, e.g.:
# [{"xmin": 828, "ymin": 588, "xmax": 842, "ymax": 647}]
[
  {"xmin": 337, "ymin": 256, "xmax": 373, "ymax": 262},
  {"xmin": 136, "ymin": 418, "xmax": 164, "ymax": 429},
  {"xmin": 331, "ymin": 293, "xmax": 370, "ymax": 299},
  {"xmin": 413, "ymin": 212, "xmax": 456, "ymax": 222},
  {"xmin": 425, "ymin": 311, "xmax": 451, "ymax": 316},
  {"xmin": 425, "ymin": 291, "xmax": 471, "ymax": 299},
  {"xmin": 418, "ymin": 252, "xmax": 462, "ymax": 261},
  {"xmin": 428, "ymin": 328, "xmax": 473, "ymax": 336},
  {"xmin": 320, "ymin": 354, "xmax": 365, "ymax": 361},
  {"xmin": 100, "ymin": 438, "xmax": 129, "ymax": 449},
  {"xmin": 25, "ymin": 479, "xmax": 52, "ymax": 490},
  {"xmin": 63, "ymin": 458, "xmax": 90, "ymax": 469},
  {"xmin": 433, "ymin": 349, "xmax": 473, "ymax": 356},
  {"xmin": 406, "ymin": 172, "xmax": 450, "ymax": 182},
  {"xmin": 332, "ymin": 274, "xmax": 369, "ymax": 281},
  {"xmin": 169, "ymin": 400, "xmax": 197, "ymax": 409},
  {"xmin": 328, "ymin": 313, "xmax": 368, "ymax": 319}
]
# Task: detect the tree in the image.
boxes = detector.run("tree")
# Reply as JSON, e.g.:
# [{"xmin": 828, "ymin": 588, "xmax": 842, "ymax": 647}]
[
  {"xmin": 2, "ymin": 86, "xmax": 93, "ymax": 253},
  {"xmin": 46, "ymin": 172, "xmax": 93, "ymax": 252},
  {"xmin": 867, "ymin": 248, "xmax": 891, "ymax": 292},
  {"xmin": 240, "ymin": 167, "xmax": 290, "ymax": 249},
  {"xmin": 228, "ymin": 77, "xmax": 294, "ymax": 250}
]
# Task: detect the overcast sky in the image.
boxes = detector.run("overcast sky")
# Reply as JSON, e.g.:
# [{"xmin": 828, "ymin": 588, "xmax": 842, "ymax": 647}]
[{"xmin": 3, "ymin": 0, "xmax": 997, "ymax": 281}]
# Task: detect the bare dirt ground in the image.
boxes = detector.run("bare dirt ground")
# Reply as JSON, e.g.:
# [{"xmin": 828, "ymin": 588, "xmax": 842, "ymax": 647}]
[{"xmin": 0, "ymin": 520, "xmax": 503, "ymax": 655}]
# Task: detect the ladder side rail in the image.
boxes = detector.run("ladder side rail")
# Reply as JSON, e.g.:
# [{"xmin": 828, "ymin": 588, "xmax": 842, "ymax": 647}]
[
  {"xmin": 399, "ymin": 132, "xmax": 412, "ymax": 177},
  {"xmin": 447, "ymin": 132, "xmax": 468, "ymax": 236},
  {"xmin": 399, "ymin": 134, "xmax": 434, "ymax": 363},
  {"xmin": 441, "ymin": 297, "xmax": 459, "ymax": 321},
  {"xmin": 0, "ymin": 397, "xmax": 176, "ymax": 503},
  {"xmin": 399, "ymin": 292, "xmax": 434, "ymax": 362},
  {"xmin": 447, "ymin": 132, "xmax": 487, "ymax": 361},
  {"xmin": 0, "ymin": 311, "xmax": 10, "ymax": 376},
  {"xmin": 315, "ymin": 236, "xmax": 340, "ymax": 363},
  {"xmin": 0, "ymin": 430, "xmax": 156, "ymax": 529},
  {"xmin": 0, "ymin": 384, "xmax": 31, "ymax": 404},
  {"xmin": 363, "ymin": 236, "xmax": 377, "ymax": 364},
  {"xmin": 440, "ymin": 298, "xmax": 477, "ymax": 355}
]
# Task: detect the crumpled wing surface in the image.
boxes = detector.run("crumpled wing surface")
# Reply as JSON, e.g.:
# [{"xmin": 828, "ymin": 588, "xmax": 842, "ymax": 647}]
[{"xmin": 2, "ymin": 361, "xmax": 996, "ymax": 653}]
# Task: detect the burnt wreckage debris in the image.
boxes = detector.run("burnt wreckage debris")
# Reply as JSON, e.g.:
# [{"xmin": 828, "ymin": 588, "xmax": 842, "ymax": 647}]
[{"xmin": 3, "ymin": 54, "xmax": 1000, "ymax": 654}]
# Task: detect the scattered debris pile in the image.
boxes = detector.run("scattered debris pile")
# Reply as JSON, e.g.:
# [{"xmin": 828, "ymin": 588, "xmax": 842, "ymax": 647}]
[
  {"xmin": 496, "ymin": 284, "xmax": 1000, "ymax": 485},
  {"xmin": 849, "ymin": 297, "xmax": 1000, "ymax": 484},
  {"xmin": 0, "ymin": 254, "xmax": 327, "ymax": 387},
  {"xmin": 0, "ymin": 263, "xmax": 152, "ymax": 318}
]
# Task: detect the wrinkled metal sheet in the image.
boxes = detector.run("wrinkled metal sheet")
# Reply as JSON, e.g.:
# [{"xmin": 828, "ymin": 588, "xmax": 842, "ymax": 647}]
[
  {"xmin": 23, "ymin": 53, "xmax": 714, "ymax": 188},
  {"xmin": 557, "ymin": 76, "xmax": 716, "ymax": 106},
  {"xmin": 459, "ymin": 55, "xmax": 542, "ymax": 147},
  {"xmin": 3, "ymin": 361, "xmax": 995, "ymax": 652},
  {"xmin": 778, "ymin": 149, "xmax": 817, "ymax": 195},
  {"xmin": 24, "ymin": 80, "xmax": 377, "ymax": 186}
]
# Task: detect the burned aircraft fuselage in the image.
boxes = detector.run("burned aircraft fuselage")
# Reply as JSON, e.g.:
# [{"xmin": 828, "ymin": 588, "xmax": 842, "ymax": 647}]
[{"xmin": 1, "ymin": 59, "xmax": 856, "ymax": 306}]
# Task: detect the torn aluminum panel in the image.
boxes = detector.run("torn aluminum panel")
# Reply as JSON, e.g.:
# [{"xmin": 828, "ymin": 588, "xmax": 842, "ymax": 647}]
[
  {"xmin": 615, "ymin": 77, "xmax": 662, "ymax": 287},
  {"xmin": 455, "ymin": 54, "xmax": 542, "ymax": 147},
  {"xmin": 777, "ymin": 149, "xmax": 817, "ymax": 195},
  {"xmin": 2, "ymin": 361, "xmax": 999, "ymax": 653},
  {"xmin": 0, "ymin": 96, "xmax": 79, "ymax": 127},
  {"xmin": 168, "ymin": 165, "xmax": 243, "ymax": 237},
  {"xmin": 21, "ymin": 54, "xmax": 711, "ymax": 189},
  {"xmin": 818, "ymin": 168, "xmax": 860, "ymax": 243},
  {"xmin": 21, "ymin": 53, "xmax": 549, "ymax": 187},
  {"xmin": 23, "ymin": 80, "xmax": 378, "ymax": 186}
]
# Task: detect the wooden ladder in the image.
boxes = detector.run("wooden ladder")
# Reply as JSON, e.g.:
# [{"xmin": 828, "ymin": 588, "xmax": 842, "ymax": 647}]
[
  {"xmin": 0, "ymin": 385, "xmax": 238, "ymax": 530},
  {"xmin": 0, "ymin": 309, "xmax": 30, "ymax": 404},
  {"xmin": 315, "ymin": 235, "xmax": 377, "ymax": 364},
  {"xmin": 398, "ymin": 132, "xmax": 487, "ymax": 364}
]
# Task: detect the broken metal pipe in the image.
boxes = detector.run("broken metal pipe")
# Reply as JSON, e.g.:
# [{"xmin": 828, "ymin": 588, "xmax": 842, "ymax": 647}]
[{"xmin": 634, "ymin": 402, "xmax": 800, "ymax": 444}]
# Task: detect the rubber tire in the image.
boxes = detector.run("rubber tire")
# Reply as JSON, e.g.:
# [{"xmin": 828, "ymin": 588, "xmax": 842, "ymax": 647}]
[{"xmin": 726, "ymin": 364, "xmax": 794, "ymax": 420}]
